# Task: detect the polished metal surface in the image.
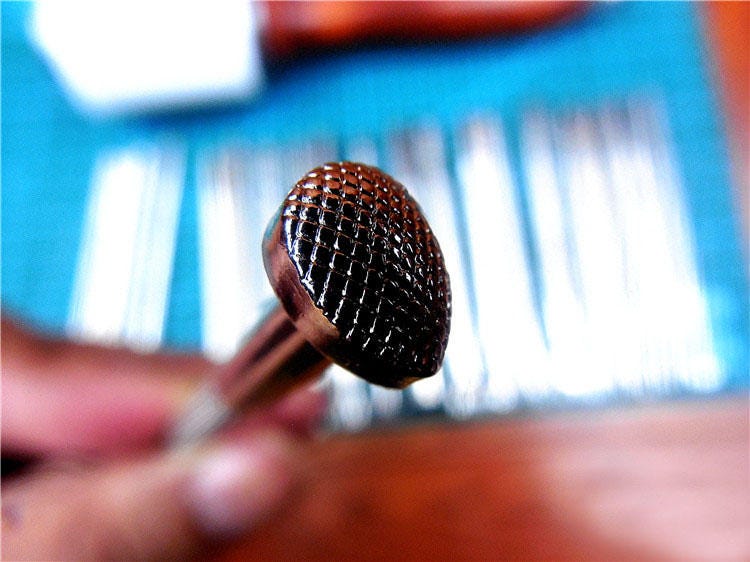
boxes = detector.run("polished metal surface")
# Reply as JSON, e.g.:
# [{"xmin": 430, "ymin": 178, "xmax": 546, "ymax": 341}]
[
  {"xmin": 172, "ymin": 162, "xmax": 452, "ymax": 444},
  {"xmin": 268, "ymin": 162, "xmax": 451, "ymax": 388}
]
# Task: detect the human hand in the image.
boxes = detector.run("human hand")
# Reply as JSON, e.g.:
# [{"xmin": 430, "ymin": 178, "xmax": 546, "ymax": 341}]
[{"xmin": 1, "ymin": 318, "xmax": 326, "ymax": 560}]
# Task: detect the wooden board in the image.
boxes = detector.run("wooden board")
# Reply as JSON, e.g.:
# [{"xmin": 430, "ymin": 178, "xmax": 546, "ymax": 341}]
[{"xmin": 223, "ymin": 398, "xmax": 748, "ymax": 561}]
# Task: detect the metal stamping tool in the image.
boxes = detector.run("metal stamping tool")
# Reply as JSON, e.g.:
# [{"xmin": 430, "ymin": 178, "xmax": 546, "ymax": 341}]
[{"xmin": 171, "ymin": 162, "xmax": 451, "ymax": 445}]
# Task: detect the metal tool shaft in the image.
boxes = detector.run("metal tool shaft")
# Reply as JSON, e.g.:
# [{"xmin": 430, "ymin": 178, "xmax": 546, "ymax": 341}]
[{"xmin": 169, "ymin": 306, "xmax": 329, "ymax": 446}]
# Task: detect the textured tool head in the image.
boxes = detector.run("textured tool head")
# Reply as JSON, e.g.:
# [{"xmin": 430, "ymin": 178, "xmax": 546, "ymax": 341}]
[{"xmin": 264, "ymin": 162, "xmax": 451, "ymax": 388}]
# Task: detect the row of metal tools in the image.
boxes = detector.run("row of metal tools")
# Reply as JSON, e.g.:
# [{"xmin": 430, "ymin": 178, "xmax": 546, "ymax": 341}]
[{"xmin": 68, "ymin": 97, "xmax": 721, "ymax": 431}]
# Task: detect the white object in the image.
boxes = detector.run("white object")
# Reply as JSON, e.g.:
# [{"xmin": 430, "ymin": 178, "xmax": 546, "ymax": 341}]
[
  {"xmin": 68, "ymin": 144, "xmax": 185, "ymax": 351},
  {"xmin": 31, "ymin": 0, "xmax": 264, "ymax": 115}
]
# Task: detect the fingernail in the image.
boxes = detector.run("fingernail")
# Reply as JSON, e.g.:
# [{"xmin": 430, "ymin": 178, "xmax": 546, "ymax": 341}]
[{"xmin": 186, "ymin": 432, "xmax": 297, "ymax": 537}]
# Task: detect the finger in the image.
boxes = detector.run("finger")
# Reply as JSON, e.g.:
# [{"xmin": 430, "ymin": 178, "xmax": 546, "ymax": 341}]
[
  {"xmin": 2, "ymin": 317, "xmax": 206, "ymax": 455},
  {"xmin": 2, "ymin": 319, "xmax": 328, "ymax": 456},
  {"xmin": 3, "ymin": 368, "xmax": 327, "ymax": 456},
  {"xmin": 2, "ymin": 362, "xmax": 192, "ymax": 456},
  {"xmin": 2, "ymin": 429, "xmax": 300, "ymax": 561},
  {"xmin": 246, "ymin": 383, "xmax": 330, "ymax": 438}
]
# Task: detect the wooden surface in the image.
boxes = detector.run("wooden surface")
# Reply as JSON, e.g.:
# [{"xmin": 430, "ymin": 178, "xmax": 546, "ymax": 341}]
[
  {"xmin": 224, "ymin": 398, "xmax": 748, "ymax": 561},
  {"xmin": 263, "ymin": 1, "xmax": 583, "ymax": 57}
]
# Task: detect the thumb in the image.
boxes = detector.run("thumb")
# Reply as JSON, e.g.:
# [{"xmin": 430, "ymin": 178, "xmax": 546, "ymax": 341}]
[{"xmin": 2, "ymin": 430, "xmax": 299, "ymax": 561}]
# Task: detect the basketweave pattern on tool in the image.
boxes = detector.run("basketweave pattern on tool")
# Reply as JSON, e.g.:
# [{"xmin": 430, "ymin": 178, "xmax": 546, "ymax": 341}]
[{"xmin": 280, "ymin": 162, "xmax": 450, "ymax": 379}]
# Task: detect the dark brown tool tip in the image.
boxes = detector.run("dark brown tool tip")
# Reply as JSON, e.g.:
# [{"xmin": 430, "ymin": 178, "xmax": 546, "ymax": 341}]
[{"xmin": 263, "ymin": 162, "xmax": 451, "ymax": 388}]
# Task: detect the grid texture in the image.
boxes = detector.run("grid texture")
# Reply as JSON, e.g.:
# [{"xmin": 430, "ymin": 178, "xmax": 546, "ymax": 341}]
[{"xmin": 280, "ymin": 162, "xmax": 451, "ymax": 387}]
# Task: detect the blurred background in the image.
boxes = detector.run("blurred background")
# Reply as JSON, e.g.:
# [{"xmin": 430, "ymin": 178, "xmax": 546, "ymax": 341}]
[{"xmin": 2, "ymin": 1, "xmax": 748, "ymax": 559}]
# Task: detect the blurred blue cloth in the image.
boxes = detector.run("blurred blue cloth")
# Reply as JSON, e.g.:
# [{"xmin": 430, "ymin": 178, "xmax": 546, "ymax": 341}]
[{"xmin": 2, "ymin": 3, "xmax": 747, "ymax": 388}]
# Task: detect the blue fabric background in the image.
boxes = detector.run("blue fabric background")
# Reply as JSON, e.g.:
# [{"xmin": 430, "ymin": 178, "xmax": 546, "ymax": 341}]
[{"xmin": 2, "ymin": 2, "xmax": 747, "ymax": 389}]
